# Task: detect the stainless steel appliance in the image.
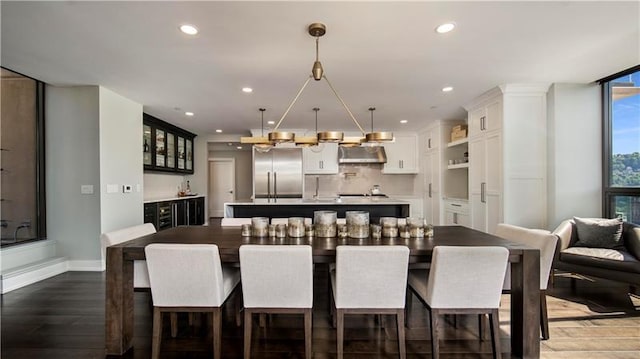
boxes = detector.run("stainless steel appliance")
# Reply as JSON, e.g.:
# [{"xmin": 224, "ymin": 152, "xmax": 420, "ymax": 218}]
[
  {"xmin": 253, "ymin": 148, "xmax": 303, "ymax": 201},
  {"xmin": 338, "ymin": 146, "xmax": 387, "ymax": 164}
]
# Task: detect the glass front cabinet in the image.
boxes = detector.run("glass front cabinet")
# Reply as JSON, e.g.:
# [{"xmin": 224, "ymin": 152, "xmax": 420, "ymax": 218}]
[{"xmin": 143, "ymin": 113, "xmax": 196, "ymax": 174}]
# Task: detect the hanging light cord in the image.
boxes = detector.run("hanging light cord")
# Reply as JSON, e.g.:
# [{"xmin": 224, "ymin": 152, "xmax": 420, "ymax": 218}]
[
  {"xmin": 369, "ymin": 107, "xmax": 376, "ymax": 132},
  {"xmin": 314, "ymin": 107, "xmax": 319, "ymax": 134},
  {"xmin": 259, "ymin": 108, "xmax": 266, "ymax": 136}
]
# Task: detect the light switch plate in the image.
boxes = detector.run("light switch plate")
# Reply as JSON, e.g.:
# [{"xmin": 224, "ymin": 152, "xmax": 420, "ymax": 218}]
[
  {"xmin": 81, "ymin": 185, "xmax": 94, "ymax": 194},
  {"xmin": 106, "ymin": 184, "xmax": 119, "ymax": 194}
]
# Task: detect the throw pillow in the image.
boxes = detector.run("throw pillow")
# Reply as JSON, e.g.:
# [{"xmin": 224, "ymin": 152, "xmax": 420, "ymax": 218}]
[{"xmin": 573, "ymin": 217, "xmax": 624, "ymax": 249}]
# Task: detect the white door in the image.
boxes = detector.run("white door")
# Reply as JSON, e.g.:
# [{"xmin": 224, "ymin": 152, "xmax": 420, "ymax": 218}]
[{"xmin": 208, "ymin": 159, "xmax": 235, "ymax": 217}]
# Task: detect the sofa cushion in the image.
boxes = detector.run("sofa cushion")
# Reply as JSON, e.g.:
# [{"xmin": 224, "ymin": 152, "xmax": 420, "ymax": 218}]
[
  {"xmin": 560, "ymin": 247, "xmax": 640, "ymax": 274},
  {"xmin": 573, "ymin": 217, "xmax": 624, "ymax": 249}
]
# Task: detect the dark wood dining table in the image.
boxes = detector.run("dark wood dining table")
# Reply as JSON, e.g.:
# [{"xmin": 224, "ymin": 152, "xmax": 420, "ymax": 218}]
[{"xmin": 105, "ymin": 224, "xmax": 540, "ymax": 358}]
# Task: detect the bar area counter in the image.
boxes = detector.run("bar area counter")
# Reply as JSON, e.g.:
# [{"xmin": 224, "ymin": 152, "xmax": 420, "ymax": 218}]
[{"xmin": 224, "ymin": 197, "xmax": 410, "ymax": 220}]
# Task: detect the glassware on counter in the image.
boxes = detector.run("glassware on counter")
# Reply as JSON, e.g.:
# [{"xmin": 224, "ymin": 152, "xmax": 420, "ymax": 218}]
[
  {"xmin": 251, "ymin": 217, "xmax": 269, "ymax": 237},
  {"xmin": 346, "ymin": 211, "xmax": 369, "ymax": 238}
]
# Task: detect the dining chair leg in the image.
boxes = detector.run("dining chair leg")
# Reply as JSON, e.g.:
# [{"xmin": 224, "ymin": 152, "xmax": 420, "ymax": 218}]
[
  {"xmin": 429, "ymin": 308, "xmax": 440, "ymax": 359},
  {"xmin": 396, "ymin": 309, "xmax": 406, "ymax": 359},
  {"xmin": 170, "ymin": 312, "xmax": 178, "ymax": 337},
  {"xmin": 337, "ymin": 309, "xmax": 345, "ymax": 359},
  {"xmin": 244, "ymin": 310, "xmax": 252, "ymax": 359},
  {"xmin": 478, "ymin": 313, "xmax": 489, "ymax": 341},
  {"xmin": 304, "ymin": 308, "xmax": 313, "ymax": 359},
  {"xmin": 540, "ymin": 291, "xmax": 550, "ymax": 340},
  {"xmin": 151, "ymin": 307, "xmax": 162, "ymax": 359},
  {"xmin": 489, "ymin": 309, "xmax": 501, "ymax": 359},
  {"xmin": 213, "ymin": 308, "xmax": 222, "ymax": 359},
  {"xmin": 405, "ymin": 287, "xmax": 412, "ymax": 328}
]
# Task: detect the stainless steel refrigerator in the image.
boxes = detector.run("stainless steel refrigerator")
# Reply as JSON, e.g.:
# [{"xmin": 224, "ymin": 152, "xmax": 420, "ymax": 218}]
[{"xmin": 253, "ymin": 148, "xmax": 303, "ymax": 201}]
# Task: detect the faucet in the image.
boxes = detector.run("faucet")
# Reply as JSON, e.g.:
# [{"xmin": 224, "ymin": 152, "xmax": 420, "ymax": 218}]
[
  {"xmin": 314, "ymin": 176, "xmax": 319, "ymax": 199},
  {"xmin": 14, "ymin": 220, "xmax": 31, "ymax": 242}
]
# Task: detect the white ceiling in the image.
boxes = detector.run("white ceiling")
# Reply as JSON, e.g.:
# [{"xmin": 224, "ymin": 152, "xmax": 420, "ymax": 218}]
[{"xmin": 2, "ymin": 1, "xmax": 638, "ymax": 136}]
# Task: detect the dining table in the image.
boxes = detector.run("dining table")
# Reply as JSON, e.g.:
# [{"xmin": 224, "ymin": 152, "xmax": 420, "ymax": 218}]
[{"xmin": 105, "ymin": 224, "xmax": 541, "ymax": 358}]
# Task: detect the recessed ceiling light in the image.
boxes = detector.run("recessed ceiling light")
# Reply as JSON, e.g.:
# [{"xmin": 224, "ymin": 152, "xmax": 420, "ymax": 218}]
[
  {"xmin": 400, "ymin": 120, "xmax": 408, "ymax": 124},
  {"xmin": 242, "ymin": 87, "xmax": 253, "ymax": 93},
  {"xmin": 215, "ymin": 129, "xmax": 222, "ymax": 133},
  {"xmin": 436, "ymin": 23, "xmax": 456, "ymax": 34},
  {"xmin": 267, "ymin": 121, "xmax": 275, "ymax": 125},
  {"xmin": 185, "ymin": 111, "xmax": 194, "ymax": 116},
  {"xmin": 236, "ymin": 146, "xmax": 243, "ymax": 150},
  {"xmin": 180, "ymin": 24, "xmax": 198, "ymax": 35},
  {"xmin": 442, "ymin": 86, "xmax": 454, "ymax": 92}
]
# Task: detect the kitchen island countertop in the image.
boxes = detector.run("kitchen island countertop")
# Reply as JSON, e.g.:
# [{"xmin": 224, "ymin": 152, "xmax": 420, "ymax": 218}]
[{"xmin": 224, "ymin": 197, "xmax": 410, "ymax": 219}]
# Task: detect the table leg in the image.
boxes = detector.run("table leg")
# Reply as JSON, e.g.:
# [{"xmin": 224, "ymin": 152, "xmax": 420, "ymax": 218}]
[
  {"xmin": 105, "ymin": 246, "xmax": 135, "ymax": 355},
  {"xmin": 510, "ymin": 249, "xmax": 540, "ymax": 358}
]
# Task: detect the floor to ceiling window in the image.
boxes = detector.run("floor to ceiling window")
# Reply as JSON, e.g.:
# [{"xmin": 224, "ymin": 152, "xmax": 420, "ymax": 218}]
[
  {"xmin": 0, "ymin": 68, "xmax": 46, "ymax": 246},
  {"xmin": 603, "ymin": 65, "xmax": 640, "ymax": 224}
]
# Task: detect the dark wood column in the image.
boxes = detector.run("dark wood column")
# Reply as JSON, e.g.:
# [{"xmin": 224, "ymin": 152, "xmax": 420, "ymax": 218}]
[
  {"xmin": 105, "ymin": 246, "xmax": 135, "ymax": 355},
  {"xmin": 510, "ymin": 249, "xmax": 541, "ymax": 358}
]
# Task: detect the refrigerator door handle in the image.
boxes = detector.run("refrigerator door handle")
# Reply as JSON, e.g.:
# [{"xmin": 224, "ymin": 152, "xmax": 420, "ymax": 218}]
[
  {"xmin": 273, "ymin": 172, "xmax": 277, "ymax": 202},
  {"xmin": 267, "ymin": 172, "xmax": 271, "ymax": 201}
]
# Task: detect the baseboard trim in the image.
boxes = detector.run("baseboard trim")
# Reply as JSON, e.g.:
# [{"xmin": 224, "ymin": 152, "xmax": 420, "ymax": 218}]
[
  {"xmin": 1, "ymin": 258, "xmax": 103, "ymax": 294},
  {"xmin": 67, "ymin": 260, "xmax": 103, "ymax": 271},
  {"xmin": 1, "ymin": 257, "xmax": 68, "ymax": 294}
]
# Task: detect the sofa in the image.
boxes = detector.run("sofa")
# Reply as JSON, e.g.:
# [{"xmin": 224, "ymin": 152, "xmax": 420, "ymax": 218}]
[{"xmin": 552, "ymin": 218, "xmax": 640, "ymax": 287}]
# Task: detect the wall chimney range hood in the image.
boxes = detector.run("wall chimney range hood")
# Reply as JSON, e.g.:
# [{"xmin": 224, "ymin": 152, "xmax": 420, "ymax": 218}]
[{"xmin": 338, "ymin": 146, "xmax": 387, "ymax": 164}]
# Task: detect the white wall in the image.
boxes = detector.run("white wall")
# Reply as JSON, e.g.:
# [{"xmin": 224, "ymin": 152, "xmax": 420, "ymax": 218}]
[
  {"xmin": 547, "ymin": 83, "xmax": 602, "ymax": 229},
  {"xmin": 45, "ymin": 86, "xmax": 102, "ymax": 262},
  {"xmin": 98, "ymin": 87, "xmax": 144, "ymax": 234},
  {"xmin": 143, "ymin": 173, "xmax": 189, "ymax": 200}
]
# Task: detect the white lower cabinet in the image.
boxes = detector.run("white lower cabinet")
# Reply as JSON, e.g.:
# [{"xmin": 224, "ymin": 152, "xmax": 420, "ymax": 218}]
[{"xmin": 443, "ymin": 199, "xmax": 470, "ymax": 227}]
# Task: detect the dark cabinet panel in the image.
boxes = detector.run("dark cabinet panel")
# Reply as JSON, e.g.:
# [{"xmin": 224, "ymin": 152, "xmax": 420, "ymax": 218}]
[
  {"xmin": 144, "ymin": 197, "xmax": 205, "ymax": 231},
  {"xmin": 143, "ymin": 113, "xmax": 196, "ymax": 174},
  {"xmin": 143, "ymin": 203, "xmax": 157, "ymax": 227}
]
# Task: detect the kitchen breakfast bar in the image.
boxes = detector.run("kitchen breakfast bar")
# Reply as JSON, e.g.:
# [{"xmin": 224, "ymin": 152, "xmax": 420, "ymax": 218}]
[
  {"xmin": 105, "ymin": 224, "xmax": 541, "ymax": 358},
  {"xmin": 224, "ymin": 197, "xmax": 410, "ymax": 220}
]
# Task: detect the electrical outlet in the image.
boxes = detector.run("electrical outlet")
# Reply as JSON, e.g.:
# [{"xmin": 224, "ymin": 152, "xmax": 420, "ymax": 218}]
[{"xmin": 81, "ymin": 185, "xmax": 94, "ymax": 194}]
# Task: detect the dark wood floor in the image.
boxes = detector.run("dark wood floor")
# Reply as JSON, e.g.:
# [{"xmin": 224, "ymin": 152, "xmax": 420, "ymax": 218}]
[{"xmin": 1, "ymin": 268, "xmax": 639, "ymax": 359}]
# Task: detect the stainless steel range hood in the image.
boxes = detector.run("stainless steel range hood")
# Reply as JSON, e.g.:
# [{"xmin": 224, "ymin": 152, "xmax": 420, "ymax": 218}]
[{"xmin": 338, "ymin": 146, "xmax": 387, "ymax": 164}]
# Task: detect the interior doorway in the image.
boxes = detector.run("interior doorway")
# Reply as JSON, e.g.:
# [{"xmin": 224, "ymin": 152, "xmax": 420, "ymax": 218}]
[{"xmin": 208, "ymin": 158, "xmax": 235, "ymax": 217}]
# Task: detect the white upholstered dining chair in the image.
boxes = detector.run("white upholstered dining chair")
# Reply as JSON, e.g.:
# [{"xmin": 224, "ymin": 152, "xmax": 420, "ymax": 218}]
[
  {"xmin": 145, "ymin": 243, "xmax": 241, "ymax": 359},
  {"xmin": 101, "ymin": 222, "xmax": 156, "ymax": 288},
  {"xmin": 331, "ymin": 245, "xmax": 410, "ymax": 359},
  {"xmin": 407, "ymin": 246, "xmax": 509, "ymax": 359},
  {"xmin": 239, "ymin": 245, "xmax": 313, "ymax": 359},
  {"xmin": 495, "ymin": 223, "xmax": 558, "ymax": 340},
  {"xmin": 221, "ymin": 217, "xmax": 252, "ymax": 226}
]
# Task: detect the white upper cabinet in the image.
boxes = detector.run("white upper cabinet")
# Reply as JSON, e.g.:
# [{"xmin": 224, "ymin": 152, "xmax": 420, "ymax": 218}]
[
  {"xmin": 424, "ymin": 127, "xmax": 440, "ymax": 152},
  {"xmin": 383, "ymin": 134, "xmax": 418, "ymax": 174},
  {"xmin": 303, "ymin": 142, "xmax": 339, "ymax": 174},
  {"xmin": 469, "ymin": 98, "xmax": 502, "ymax": 138}
]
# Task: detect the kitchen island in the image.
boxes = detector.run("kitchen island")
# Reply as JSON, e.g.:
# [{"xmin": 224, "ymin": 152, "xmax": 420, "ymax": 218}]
[{"xmin": 224, "ymin": 197, "xmax": 410, "ymax": 221}]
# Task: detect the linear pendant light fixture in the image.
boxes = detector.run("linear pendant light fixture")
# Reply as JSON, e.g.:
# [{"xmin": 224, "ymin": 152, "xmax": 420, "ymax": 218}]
[{"xmin": 241, "ymin": 23, "xmax": 392, "ymax": 147}]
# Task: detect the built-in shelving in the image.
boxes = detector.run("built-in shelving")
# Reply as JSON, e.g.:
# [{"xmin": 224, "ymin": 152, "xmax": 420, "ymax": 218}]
[
  {"xmin": 447, "ymin": 137, "xmax": 469, "ymax": 148},
  {"xmin": 447, "ymin": 163, "xmax": 469, "ymax": 170}
]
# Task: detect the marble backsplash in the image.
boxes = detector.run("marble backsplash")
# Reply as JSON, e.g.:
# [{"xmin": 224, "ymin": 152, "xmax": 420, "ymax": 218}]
[{"xmin": 303, "ymin": 164, "xmax": 416, "ymax": 198}]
